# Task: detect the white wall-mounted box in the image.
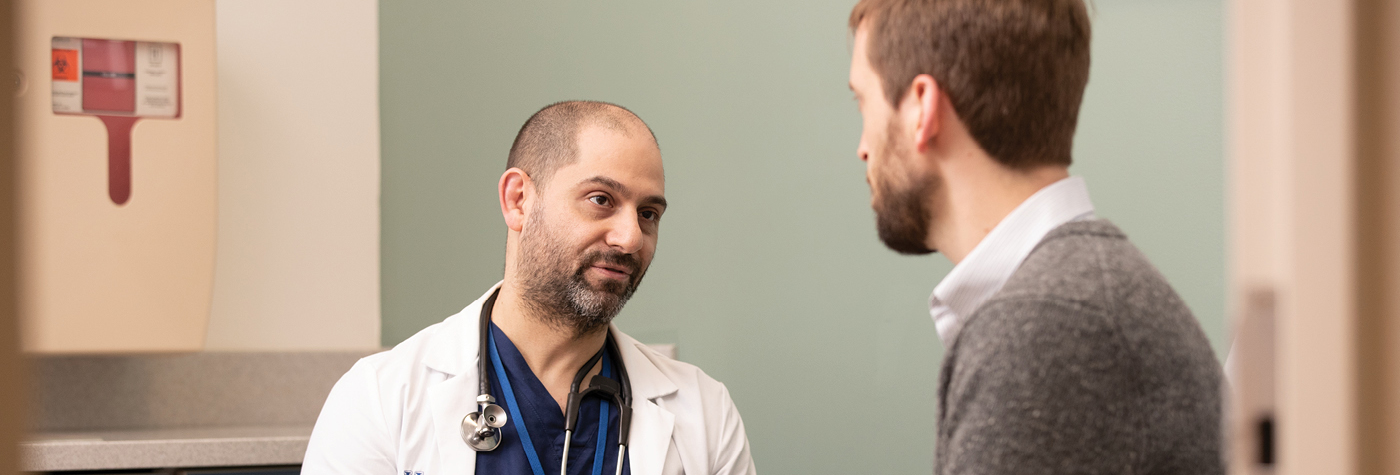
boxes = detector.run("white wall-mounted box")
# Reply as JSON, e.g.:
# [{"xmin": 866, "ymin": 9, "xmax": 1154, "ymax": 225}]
[{"xmin": 14, "ymin": 0, "xmax": 217, "ymax": 353}]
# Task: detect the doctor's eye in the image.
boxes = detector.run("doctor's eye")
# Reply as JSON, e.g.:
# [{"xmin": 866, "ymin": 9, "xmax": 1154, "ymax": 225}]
[
  {"xmin": 639, "ymin": 209, "xmax": 660, "ymax": 222},
  {"xmin": 588, "ymin": 195, "xmax": 611, "ymax": 207}
]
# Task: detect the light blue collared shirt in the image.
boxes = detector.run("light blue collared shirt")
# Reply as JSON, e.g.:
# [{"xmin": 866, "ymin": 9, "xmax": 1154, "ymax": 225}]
[{"xmin": 929, "ymin": 176, "xmax": 1097, "ymax": 345}]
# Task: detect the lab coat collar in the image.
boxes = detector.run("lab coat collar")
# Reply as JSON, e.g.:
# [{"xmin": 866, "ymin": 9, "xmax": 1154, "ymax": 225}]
[
  {"xmin": 424, "ymin": 282, "xmax": 680, "ymax": 475},
  {"xmin": 422, "ymin": 281, "xmax": 684, "ymax": 399},
  {"xmin": 423, "ymin": 281, "xmax": 500, "ymax": 377},
  {"xmin": 610, "ymin": 324, "xmax": 680, "ymax": 401}
]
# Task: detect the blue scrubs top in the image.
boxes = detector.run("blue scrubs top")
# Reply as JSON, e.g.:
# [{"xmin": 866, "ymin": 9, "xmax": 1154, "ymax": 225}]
[{"xmin": 476, "ymin": 322, "xmax": 631, "ymax": 475}]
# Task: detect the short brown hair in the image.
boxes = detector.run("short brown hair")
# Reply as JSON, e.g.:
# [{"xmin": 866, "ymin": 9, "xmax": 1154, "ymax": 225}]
[
  {"xmin": 850, "ymin": 0, "xmax": 1091, "ymax": 168},
  {"xmin": 507, "ymin": 101, "xmax": 657, "ymax": 187}
]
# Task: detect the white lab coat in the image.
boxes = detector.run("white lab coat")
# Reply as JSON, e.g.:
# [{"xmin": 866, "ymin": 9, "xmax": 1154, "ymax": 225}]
[{"xmin": 302, "ymin": 283, "xmax": 757, "ymax": 475}]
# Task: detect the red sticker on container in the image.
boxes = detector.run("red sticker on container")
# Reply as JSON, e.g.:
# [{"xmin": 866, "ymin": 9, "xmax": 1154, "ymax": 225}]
[{"xmin": 51, "ymin": 49, "xmax": 78, "ymax": 81}]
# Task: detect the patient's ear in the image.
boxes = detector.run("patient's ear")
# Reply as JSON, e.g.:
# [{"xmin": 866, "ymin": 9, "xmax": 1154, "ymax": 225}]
[
  {"xmin": 499, "ymin": 168, "xmax": 533, "ymax": 232},
  {"xmin": 907, "ymin": 74, "xmax": 941, "ymax": 153}
]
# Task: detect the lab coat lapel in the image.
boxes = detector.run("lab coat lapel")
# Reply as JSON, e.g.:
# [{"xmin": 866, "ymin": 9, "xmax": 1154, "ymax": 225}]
[
  {"xmin": 612, "ymin": 327, "xmax": 679, "ymax": 475},
  {"xmin": 627, "ymin": 397, "xmax": 676, "ymax": 475},
  {"xmin": 425, "ymin": 283, "xmax": 501, "ymax": 475},
  {"xmin": 428, "ymin": 368, "xmax": 478, "ymax": 475}
]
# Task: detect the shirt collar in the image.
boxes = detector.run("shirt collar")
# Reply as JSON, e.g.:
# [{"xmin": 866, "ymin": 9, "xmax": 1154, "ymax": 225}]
[{"xmin": 929, "ymin": 176, "xmax": 1096, "ymax": 344}]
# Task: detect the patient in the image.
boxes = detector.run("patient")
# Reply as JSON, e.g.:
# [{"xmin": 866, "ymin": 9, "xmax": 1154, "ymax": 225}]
[{"xmin": 303, "ymin": 101, "xmax": 756, "ymax": 475}]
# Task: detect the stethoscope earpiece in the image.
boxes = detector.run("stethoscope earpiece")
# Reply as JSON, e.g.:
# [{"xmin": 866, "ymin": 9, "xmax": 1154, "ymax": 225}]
[{"xmin": 461, "ymin": 395, "xmax": 508, "ymax": 451}]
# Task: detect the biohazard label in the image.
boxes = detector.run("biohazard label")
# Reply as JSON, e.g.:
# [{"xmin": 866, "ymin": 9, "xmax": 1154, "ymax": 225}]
[
  {"xmin": 51, "ymin": 37, "xmax": 83, "ymax": 113},
  {"xmin": 51, "ymin": 49, "xmax": 78, "ymax": 81}
]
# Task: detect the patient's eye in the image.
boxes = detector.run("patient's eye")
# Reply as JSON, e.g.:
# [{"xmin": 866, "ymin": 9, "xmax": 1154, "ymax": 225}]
[
  {"xmin": 588, "ymin": 195, "xmax": 610, "ymax": 207},
  {"xmin": 640, "ymin": 209, "xmax": 660, "ymax": 222}
]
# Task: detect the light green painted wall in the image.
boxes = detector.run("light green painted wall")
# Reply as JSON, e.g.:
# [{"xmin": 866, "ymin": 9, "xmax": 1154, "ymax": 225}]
[{"xmin": 379, "ymin": 1, "xmax": 1224, "ymax": 473}]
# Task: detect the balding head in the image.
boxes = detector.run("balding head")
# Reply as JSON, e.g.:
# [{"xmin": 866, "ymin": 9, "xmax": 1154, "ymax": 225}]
[{"xmin": 507, "ymin": 101, "xmax": 658, "ymax": 188}]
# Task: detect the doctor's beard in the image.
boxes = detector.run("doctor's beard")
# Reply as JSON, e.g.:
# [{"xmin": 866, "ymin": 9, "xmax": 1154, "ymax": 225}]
[{"xmin": 516, "ymin": 205, "xmax": 647, "ymax": 338}]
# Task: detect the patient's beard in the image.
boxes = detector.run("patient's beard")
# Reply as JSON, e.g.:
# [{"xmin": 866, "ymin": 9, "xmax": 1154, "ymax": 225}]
[
  {"xmin": 516, "ymin": 206, "xmax": 646, "ymax": 338},
  {"xmin": 873, "ymin": 119, "xmax": 937, "ymax": 255}
]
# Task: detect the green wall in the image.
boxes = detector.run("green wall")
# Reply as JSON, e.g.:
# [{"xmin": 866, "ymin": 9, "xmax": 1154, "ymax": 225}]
[{"xmin": 379, "ymin": 1, "xmax": 1224, "ymax": 473}]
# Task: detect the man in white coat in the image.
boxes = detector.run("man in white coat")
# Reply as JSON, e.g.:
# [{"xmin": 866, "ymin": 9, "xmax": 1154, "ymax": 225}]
[{"xmin": 303, "ymin": 101, "xmax": 756, "ymax": 475}]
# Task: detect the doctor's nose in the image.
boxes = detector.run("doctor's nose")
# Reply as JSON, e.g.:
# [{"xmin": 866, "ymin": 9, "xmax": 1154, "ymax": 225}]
[{"xmin": 605, "ymin": 211, "xmax": 645, "ymax": 255}]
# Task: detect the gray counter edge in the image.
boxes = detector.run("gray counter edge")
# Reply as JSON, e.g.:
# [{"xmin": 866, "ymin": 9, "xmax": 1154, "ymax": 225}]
[{"xmin": 21, "ymin": 430, "xmax": 309, "ymax": 472}]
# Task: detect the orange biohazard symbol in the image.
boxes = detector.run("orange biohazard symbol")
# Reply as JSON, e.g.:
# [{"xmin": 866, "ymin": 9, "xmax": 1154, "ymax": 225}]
[{"xmin": 52, "ymin": 49, "xmax": 79, "ymax": 81}]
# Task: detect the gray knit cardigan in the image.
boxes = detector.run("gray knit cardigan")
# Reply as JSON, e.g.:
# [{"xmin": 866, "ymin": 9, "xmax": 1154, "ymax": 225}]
[{"xmin": 935, "ymin": 220, "xmax": 1224, "ymax": 475}]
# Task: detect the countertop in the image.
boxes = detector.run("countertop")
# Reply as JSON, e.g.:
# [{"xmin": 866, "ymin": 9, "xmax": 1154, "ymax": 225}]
[
  {"xmin": 24, "ymin": 351, "xmax": 371, "ymax": 472},
  {"xmin": 21, "ymin": 425, "xmax": 311, "ymax": 472}
]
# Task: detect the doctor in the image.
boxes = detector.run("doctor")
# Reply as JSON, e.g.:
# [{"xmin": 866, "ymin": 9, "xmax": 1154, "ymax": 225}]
[{"xmin": 303, "ymin": 101, "xmax": 756, "ymax": 475}]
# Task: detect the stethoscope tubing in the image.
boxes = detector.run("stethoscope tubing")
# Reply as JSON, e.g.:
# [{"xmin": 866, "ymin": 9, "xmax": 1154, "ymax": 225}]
[
  {"xmin": 471, "ymin": 289, "xmax": 633, "ymax": 475},
  {"xmin": 490, "ymin": 326, "xmax": 619, "ymax": 475}
]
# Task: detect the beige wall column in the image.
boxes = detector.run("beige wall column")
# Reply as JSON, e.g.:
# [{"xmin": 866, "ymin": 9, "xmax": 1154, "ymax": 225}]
[
  {"xmin": 1228, "ymin": 0, "xmax": 1357, "ymax": 474},
  {"xmin": 205, "ymin": 0, "xmax": 381, "ymax": 351}
]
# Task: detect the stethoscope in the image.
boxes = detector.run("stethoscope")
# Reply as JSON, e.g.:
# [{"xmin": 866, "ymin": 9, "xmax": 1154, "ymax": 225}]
[{"xmin": 461, "ymin": 290, "xmax": 633, "ymax": 475}]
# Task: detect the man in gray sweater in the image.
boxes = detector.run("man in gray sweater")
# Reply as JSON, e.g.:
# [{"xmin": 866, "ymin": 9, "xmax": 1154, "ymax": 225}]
[{"xmin": 845, "ymin": 0, "xmax": 1224, "ymax": 473}]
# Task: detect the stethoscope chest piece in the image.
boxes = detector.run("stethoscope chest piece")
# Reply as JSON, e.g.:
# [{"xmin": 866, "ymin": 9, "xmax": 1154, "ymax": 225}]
[{"xmin": 461, "ymin": 394, "xmax": 508, "ymax": 451}]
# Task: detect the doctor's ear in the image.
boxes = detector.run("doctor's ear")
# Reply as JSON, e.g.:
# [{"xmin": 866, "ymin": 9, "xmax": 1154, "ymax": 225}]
[{"xmin": 499, "ymin": 168, "xmax": 535, "ymax": 232}]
